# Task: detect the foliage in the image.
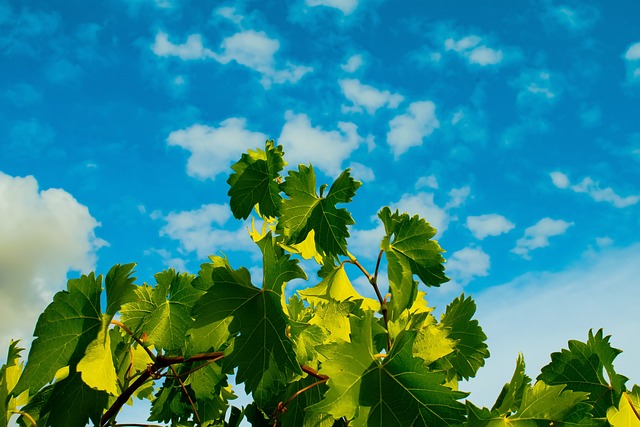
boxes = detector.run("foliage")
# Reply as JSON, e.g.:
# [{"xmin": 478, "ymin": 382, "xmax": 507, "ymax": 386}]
[{"xmin": 1, "ymin": 141, "xmax": 637, "ymax": 427}]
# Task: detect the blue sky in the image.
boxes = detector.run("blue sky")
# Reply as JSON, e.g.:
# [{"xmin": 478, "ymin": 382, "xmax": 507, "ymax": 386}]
[{"xmin": 2, "ymin": 0, "xmax": 640, "ymax": 414}]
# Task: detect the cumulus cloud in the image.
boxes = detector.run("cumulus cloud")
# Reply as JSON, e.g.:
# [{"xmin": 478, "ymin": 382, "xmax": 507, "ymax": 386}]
[
  {"xmin": 445, "ymin": 246, "xmax": 490, "ymax": 286},
  {"xmin": 466, "ymin": 214, "xmax": 515, "ymax": 239},
  {"xmin": 278, "ymin": 111, "xmax": 365, "ymax": 177},
  {"xmin": 415, "ymin": 175, "xmax": 439, "ymax": 190},
  {"xmin": 305, "ymin": 0, "xmax": 359, "ymax": 15},
  {"xmin": 341, "ymin": 54, "xmax": 364, "ymax": 73},
  {"xmin": 624, "ymin": 41, "xmax": 640, "ymax": 85},
  {"xmin": 152, "ymin": 30, "xmax": 312, "ymax": 87},
  {"xmin": 167, "ymin": 117, "xmax": 267, "ymax": 180},
  {"xmin": 512, "ymin": 217, "xmax": 573, "ymax": 259},
  {"xmin": 0, "ymin": 172, "xmax": 105, "ymax": 353},
  {"xmin": 464, "ymin": 244, "xmax": 640, "ymax": 406},
  {"xmin": 159, "ymin": 203, "xmax": 255, "ymax": 258},
  {"xmin": 550, "ymin": 171, "xmax": 639, "ymax": 208},
  {"xmin": 339, "ymin": 78, "xmax": 403, "ymax": 114},
  {"xmin": 348, "ymin": 162, "xmax": 375, "ymax": 182},
  {"xmin": 387, "ymin": 101, "xmax": 440, "ymax": 158},
  {"xmin": 444, "ymin": 35, "xmax": 504, "ymax": 66}
]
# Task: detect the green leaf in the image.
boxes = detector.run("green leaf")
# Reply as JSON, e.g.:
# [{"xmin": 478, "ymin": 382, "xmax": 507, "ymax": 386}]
[
  {"xmin": 120, "ymin": 269, "xmax": 203, "ymax": 353},
  {"xmin": 13, "ymin": 273, "xmax": 104, "ymax": 396},
  {"xmin": 21, "ymin": 369, "xmax": 108, "ymax": 427},
  {"xmin": 256, "ymin": 231, "xmax": 307, "ymax": 295},
  {"xmin": 1, "ymin": 341, "xmax": 25, "ymax": 427},
  {"xmin": 76, "ymin": 315, "xmax": 119, "ymax": 395},
  {"xmin": 378, "ymin": 207, "xmax": 448, "ymax": 319},
  {"xmin": 309, "ymin": 313, "xmax": 466, "ymax": 426},
  {"xmin": 440, "ymin": 294, "xmax": 489, "ymax": 380},
  {"xmin": 607, "ymin": 386, "xmax": 640, "ymax": 426},
  {"xmin": 538, "ymin": 329, "xmax": 628, "ymax": 417},
  {"xmin": 279, "ymin": 375, "xmax": 334, "ymax": 427},
  {"xmin": 279, "ymin": 166, "xmax": 361, "ymax": 259},
  {"xmin": 227, "ymin": 140, "xmax": 285, "ymax": 219},
  {"xmin": 298, "ymin": 261, "xmax": 377, "ymax": 310},
  {"xmin": 105, "ymin": 263, "xmax": 137, "ymax": 318},
  {"xmin": 491, "ymin": 353, "xmax": 531, "ymax": 415},
  {"xmin": 191, "ymin": 256, "xmax": 301, "ymax": 405}
]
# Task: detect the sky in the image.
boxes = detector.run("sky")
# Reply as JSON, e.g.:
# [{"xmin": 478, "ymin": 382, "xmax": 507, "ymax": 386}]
[{"xmin": 1, "ymin": 0, "xmax": 640, "ymax": 418}]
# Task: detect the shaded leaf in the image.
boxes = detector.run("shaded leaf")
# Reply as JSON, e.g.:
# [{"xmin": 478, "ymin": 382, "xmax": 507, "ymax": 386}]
[{"xmin": 256, "ymin": 232, "xmax": 307, "ymax": 295}]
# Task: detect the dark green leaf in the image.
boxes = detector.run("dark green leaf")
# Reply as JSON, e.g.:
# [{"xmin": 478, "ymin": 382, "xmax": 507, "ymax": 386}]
[
  {"xmin": 256, "ymin": 232, "xmax": 307, "ymax": 295},
  {"xmin": 105, "ymin": 263, "xmax": 137, "ymax": 318}
]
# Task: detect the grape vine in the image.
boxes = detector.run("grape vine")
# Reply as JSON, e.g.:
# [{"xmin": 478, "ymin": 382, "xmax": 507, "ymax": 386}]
[{"xmin": 1, "ymin": 141, "xmax": 638, "ymax": 426}]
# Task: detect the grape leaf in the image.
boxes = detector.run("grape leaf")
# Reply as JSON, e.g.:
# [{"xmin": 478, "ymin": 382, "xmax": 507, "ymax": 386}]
[
  {"xmin": 279, "ymin": 375, "xmax": 334, "ymax": 427},
  {"xmin": 227, "ymin": 140, "xmax": 285, "ymax": 220},
  {"xmin": 440, "ymin": 294, "xmax": 489, "ymax": 380},
  {"xmin": 120, "ymin": 269, "xmax": 203, "ymax": 353},
  {"xmin": 256, "ymin": 231, "xmax": 307, "ymax": 295},
  {"xmin": 491, "ymin": 353, "xmax": 531, "ymax": 415},
  {"xmin": 378, "ymin": 207, "xmax": 448, "ymax": 319},
  {"xmin": 298, "ymin": 261, "xmax": 377, "ymax": 310},
  {"xmin": 20, "ymin": 369, "xmax": 108, "ymax": 427},
  {"xmin": 607, "ymin": 386, "xmax": 640, "ymax": 427},
  {"xmin": 1, "ymin": 341, "xmax": 26, "ymax": 426},
  {"xmin": 279, "ymin": 165, "xmax": 361, "ymax": 259},
  {"xmin": 538, "ymin": 329, "xmax": 628, "ymax": 417},
  {"xmin": 13, "ymin": 273, "xmax": 103, "ymax": 396},
  {"xmin": 105, "ymin": 263, "xmax": 137, "ymax": 317},
  {"xmin": 190, "ymin": 256, "xmax": 301, "ymax": 405},
  {"xmin": 76, "ymin": 315, "xmax": 119, "ymax": 395},
  {"xmin": 309, "ymin": 313, "xmax": 466, "ymax": 426}
]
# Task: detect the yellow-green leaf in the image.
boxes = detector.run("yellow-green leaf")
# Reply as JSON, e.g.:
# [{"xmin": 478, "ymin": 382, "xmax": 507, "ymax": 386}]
[{"xmin": 77, "ymin": 315, "xmax": 118, "ymax": 395}]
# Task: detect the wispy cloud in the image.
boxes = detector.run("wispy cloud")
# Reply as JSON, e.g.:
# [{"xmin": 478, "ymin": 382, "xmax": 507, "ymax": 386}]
[
  {"xmin": 550, "ymin": 171, "xmax": 639, "ymax": 208},
  {"xmin": 444, "ymin": 35, "xmax": 504, "ymax": 66},
  {"xmin": 466, "ymin": 214, "xmax": 515, "ymax": 239},
  {"xmin": 465, "ymin": 243, "xmax": 640, "ymax": 406},
  {"xmin": 624, "ymin": 41, "xmax": 640, "ymax": 85},
  {"xmin": 387, "ymin": 101, "xmax": 440, "ymax": 158},
  {"xmin": 446, "ymin": 246, "xmax": 490, "ymax": 285},
  {"xmin": 167, "ymin": 118, "xmax": 267, "ymax": 181},
  {"xmin": 0, "ymin": 172, "xmax": 106, "ymax": 352},
  {"xmin": 279, "ymin": 111, "xmax": 365, "ymax": 177},
  {"xmin": 512, "ymin": 217, "xmax": 573, "ymax": 259},
  {"xmin": 543, "ymin": 2, "xmax": 600, "ymax": 32},
  {"xmin": 305, "ymin": 0, "xmax": 359, "ymax": 15},
  {"xmin": 151, "ymin": 30, "xmax": 312, "ymax": 87},
  {"xmin": 341, "ymin": 53, "xmax": 364, "ymax": 73},
  {"xmin": 339, "ymin": 78, "xmax": 403, "ymax": 114}
]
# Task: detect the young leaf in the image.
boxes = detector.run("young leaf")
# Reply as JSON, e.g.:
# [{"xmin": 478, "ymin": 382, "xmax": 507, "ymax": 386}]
[
  {"xmin": 279, "ymin": 166, "xmax": 361, "ymax": 259},
  {"xmin": 191, "ymin": 256, "xmax": 301, "ymax": 405},
  {"xmin": 256, "ymin": 231, "xmax": 307, "ymax": 295},
  {"xmin": 440, "ymin": 294, "xmax": 489, "ymax": 380},
  {"xmin": 120, "ymin": 269, "xmax": 203, "ymax": 353},
  {"xmin": 76, "ymin": 315, "xmax": 119, "ymax": 395},
  {"xmin": 378, "ymin": 207, "xmax": 448, "ymax": 319},
  {"xmin": 491, "ymin": 353, "xmax": 531, "ymax": 415},
  {"xmin": 538, "ymin": 329, "xmax": 628, "ymax": 417},
  {"xmin": 13, "ymin": 273, "xmax": 104, "ymax": 396},
  {"xmin": 309, "ymin": 313, "xmax": 466, "ymax": 426},
  {"xmin": 607, "ymin": 386, "xmax": 640, "ymax": 426},
  {"xmin": 1, "ymin": 341, "xmax": 25, "ymax": 426},
  {"xmin": 227, "ymin": 140, "xmax": 285, "ymax": 219}
]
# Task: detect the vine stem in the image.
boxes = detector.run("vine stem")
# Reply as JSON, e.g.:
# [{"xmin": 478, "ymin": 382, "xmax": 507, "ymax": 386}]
[
  {"xmin": 110, "ymin": 320, "xmax": 156, "ymax": 362},
  {"xmin": 346, "ymin": 251, "xmax": 392, "ymax": 351},
  {"xmin": 271, "ymin": 365, "xmax": 330, "ymax": 425},
  {"xmin": 11, "ymin": 410, "xmax": 38, "ymax": 427},
  {"xmin": 99, "ymin": 352, "xmax": 224, "ymax": 427}
]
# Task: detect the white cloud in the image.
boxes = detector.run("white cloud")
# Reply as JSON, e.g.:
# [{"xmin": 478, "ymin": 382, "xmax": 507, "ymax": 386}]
[
  {"xmin": 393, "ymin": 192, "xmax": 449, "ymax": 235},
  {"xmin": 348, "ymin": 162, "xmax": 375, "ymax": 182},
  {"xmin": 466, "ymin": 214, "xmax": 515, "ymax": 239},
  {"xmin": 216, "ymin": 6, "xmax": 244, "ymax": 25},
  {"xmin": 159, "ymin": 204, "xmax": 254, "ymax": 258},
  {"xmin": 341, "ymin": 54, "xmax": 364, "ymax": 73},
  {"xmin": 151, "ymin": 30, "xmax": 312, "ymax": 87},
  {"xmin": 624, "ymin": 41, "xmax": 640, "ymax": 84},
  {"xmin": 278, "ymin": 111, "xmax": 364, "ymax": 177},
  {"xmin": 152, "ymin": 31, "xmax": 210, "ymax": 60},
  {"xmin": 305, "ymin": 0, "xmax": 359, "ymax": 15},
  {"xmin": 445, "ymin": 186, "xmax": 470, "ymax": 209},
  {"xmin": 0, "ymin": 173, "xmax": 105, "ymax": 353},
  {"xmin": 415, "ymin": 175, "xmax": 439, "ymax": 190},
  {"xmin": 464, "ymin": 244, "xmax": 640, "ymax": 407},
  {"xmin": 167, "ymin": 117, "xmax": 267, "ymax": 180},
  {"xmin": 512, "ymin": 217, "xmax": 573, "ymax": 259},
  {"xmin": 513, "ymin": 70, "xmax": 562, "ymax": 110},
  {"xmin": 444, "ymin": 35, "xmax": 504, "ymax": 66},
  {"xmin": 387, "ymin": 101, "xmax": 440, "ymax": 158},
  {"xmin": 545, "ymin": 3, "xmax": 599, "ymax": 32},
  {"xmin": 446, "ymin": 246, "xmax": 490, "ymax": 286},
  {"xmin": 340, "ymin": 78, "xmax": 404, "ymax": 114},
  {"xmin": 550, "ymin": 171, "xmax": 640, "ymax": 208}
]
